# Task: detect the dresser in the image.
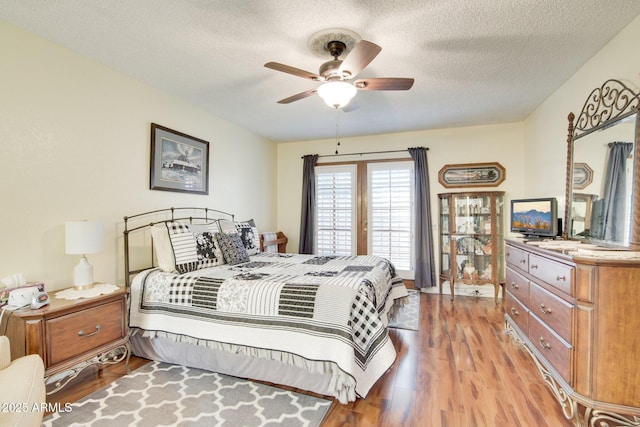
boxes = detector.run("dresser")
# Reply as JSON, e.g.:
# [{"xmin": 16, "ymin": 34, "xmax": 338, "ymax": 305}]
[
  {"xmin": 1, "ymin": 286, "xmax": 129, "ymax": 394},
  {"xmin": 504, "ymin": 239, "xmax": 640, "ymax": 426}
]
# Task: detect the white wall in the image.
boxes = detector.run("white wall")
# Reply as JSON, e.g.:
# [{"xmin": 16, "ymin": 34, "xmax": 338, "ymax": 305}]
[
  {"xmin": 277, "ymin": 15, "xmax": 640, "ymax": 251},
  {"xmin": 523, "ymin": 15, "xmax": 640, "ymax": 209},
  {"xmin": 277, "ymin": 123, "xmax": 525, "ymax": 251},
  {"xmin": 0, "ymin": 21, "xmax": 277, "ymax": 291},
  {"xmin": 3, "ymin": 13, "xmax": 637, "ymax": 292}
]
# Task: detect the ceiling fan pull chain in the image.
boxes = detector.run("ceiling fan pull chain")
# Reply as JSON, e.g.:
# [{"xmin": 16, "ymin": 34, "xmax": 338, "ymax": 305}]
[{"xmin": 335, "ymin": 111, "xmax": 341, "ymax": 154}]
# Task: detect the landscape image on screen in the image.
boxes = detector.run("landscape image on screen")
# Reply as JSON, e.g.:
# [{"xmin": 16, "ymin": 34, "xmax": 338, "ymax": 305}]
[{"xmin": 512, "ymin": 201, "xmax": 553, "ymax": 231}]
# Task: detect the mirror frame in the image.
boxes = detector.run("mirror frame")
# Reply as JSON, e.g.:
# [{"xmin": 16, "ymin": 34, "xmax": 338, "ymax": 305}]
[{"xmin": 564, "ymin": 79, "xmax": 640, "ymax": 249}]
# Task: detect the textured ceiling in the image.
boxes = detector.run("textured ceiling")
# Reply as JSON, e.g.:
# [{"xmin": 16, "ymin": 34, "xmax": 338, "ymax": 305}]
[{"xmin": 2, "ymin": 0, "xmax": 640, "ymax": 142}]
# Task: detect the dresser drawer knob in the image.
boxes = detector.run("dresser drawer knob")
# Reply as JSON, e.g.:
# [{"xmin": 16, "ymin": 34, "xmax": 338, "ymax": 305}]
[
  {"xmin": 539, "ymin": 303, "xmax": 552, "ymax": 315},
  {"xmin": 510, "ymin": 307, "xmax": 519, "ymax": 316},
  {"xmin": 78, "ymin": 325, "xmax": 102, "ymax": 337},
  {"xmin": 510, "ymin": 282, "xmax": 519, "ymax": 290},
  {"xmin": 520, "ymin": 259, "xmax": 526, "ymax": 264},
  {"xmin": 530, "ymin": 264, "xmax": 538, "ymax": 269},
  {"xmin": 556, "ymin": 275, "xmax": 566, "ymax": 282},
  {"xmin": 539, "ymin": 336, "xmax": 552, "ymax": 350}
]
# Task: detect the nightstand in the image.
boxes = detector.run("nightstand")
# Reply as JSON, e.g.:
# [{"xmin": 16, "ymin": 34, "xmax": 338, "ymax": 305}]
[{"xmin": 0, "ymin": 286, "xmax": 129, "ymax": 394}]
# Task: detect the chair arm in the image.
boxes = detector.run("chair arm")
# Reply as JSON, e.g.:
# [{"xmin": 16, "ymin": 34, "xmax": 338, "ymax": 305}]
[
  {"xmin": 0, "ymin": 336, "xmax": 46, "ymax": 426},
  {"xmin": 0, "ymin": 336, "xmax": 11, "ymax": 370}
]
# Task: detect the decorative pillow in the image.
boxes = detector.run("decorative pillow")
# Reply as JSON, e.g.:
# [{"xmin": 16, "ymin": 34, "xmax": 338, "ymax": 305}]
[
  {"xmin": 151, "ymin": 221, "xmax": 225, "ymax": 273},
  {"xmin": 216, "ymin": 232, "xmax": 250, "ymax": 265},
  {"xmin": 235, "ymin": 219, "xmax": 260, "ymax": 255},
  {"xmin": 191, "ymin": 224, "xmax": 225, "ymax": 268},
  {"xmin": 166, "ymin": 221, "xmax": 200, "ymax": 273}
]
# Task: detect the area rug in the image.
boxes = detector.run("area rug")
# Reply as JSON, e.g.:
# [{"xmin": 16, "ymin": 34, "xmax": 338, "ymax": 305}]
[
  {"xmin": 388, "ymin": 289, "xmax": 420, "ymax": 331},
  {"xmin": 43, "ymin": 361, "xmax": 332, "ymax": 427}
]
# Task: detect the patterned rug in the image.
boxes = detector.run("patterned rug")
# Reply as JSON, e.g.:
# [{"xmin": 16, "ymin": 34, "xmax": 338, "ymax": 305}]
[
  {"xmin": 388, "ymin": 289, "xmax": 420, "ymax": 331},
  {"xmin": 43, "ymin": 361, "xmax": 332, "ymax": 427}
]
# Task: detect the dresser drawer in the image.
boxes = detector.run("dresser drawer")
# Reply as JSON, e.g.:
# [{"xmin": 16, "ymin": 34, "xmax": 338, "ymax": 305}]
[
  {"xmin": 505, "ymin": 291, "xmax": 528, "ymax": 334},
  {"xmin": 528, "ymin": 254, "xmax": 574, "ymax": 295},
  {"xmin": 528, "ymin": 314, "xmax": 572, "ymax": 384},
  {"xmin": 529, "ymin": 282, "xmax": 573, "ymax": 343},
  {"xmin": 46, "ymin": 300, "xmax": 125, "ymax": 366},
  {"xmin": 506, "ymin": 244, "xmax": 529, "ymax": 273},
  {"xmin": 506, "ymin": 267, "xmax": 530, "ymax": 306}
]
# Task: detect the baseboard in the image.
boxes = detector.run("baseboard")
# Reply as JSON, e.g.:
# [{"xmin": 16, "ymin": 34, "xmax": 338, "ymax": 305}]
[{"xmin": 421, "ymin": 281, "xmax": 498, "ymax": 299}]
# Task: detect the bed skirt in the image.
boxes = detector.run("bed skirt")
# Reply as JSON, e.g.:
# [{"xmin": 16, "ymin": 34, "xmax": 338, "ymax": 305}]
[{"xmin": 129, "ymin": 330, "xmax": 358, "ymax": 403}]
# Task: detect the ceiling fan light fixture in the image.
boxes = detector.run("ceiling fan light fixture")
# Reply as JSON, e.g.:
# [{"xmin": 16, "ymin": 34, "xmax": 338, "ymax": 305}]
[{"xmin": 317, "ymin": 81, "xmax": 357, "ymax": 108}]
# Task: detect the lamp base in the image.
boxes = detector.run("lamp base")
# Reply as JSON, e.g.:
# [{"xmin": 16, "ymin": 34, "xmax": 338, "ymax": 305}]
[{"xmin": 74, "ymin": 255, "xmax": 94, "ymax": 290}]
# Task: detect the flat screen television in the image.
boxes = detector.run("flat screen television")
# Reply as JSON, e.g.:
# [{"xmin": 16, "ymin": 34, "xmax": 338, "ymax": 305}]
[{"xmin": 510, "ymin": 197, "xmax": 558, "ymax": 239}]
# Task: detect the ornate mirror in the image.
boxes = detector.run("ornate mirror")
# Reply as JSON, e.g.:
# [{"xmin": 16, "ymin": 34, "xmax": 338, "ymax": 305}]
[{"xmin": 564, "ymin": 79, "xmax": 640, "ymax": 248}]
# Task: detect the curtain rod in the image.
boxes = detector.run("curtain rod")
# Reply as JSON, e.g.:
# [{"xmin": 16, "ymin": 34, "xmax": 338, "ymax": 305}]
[{"xmin": 301, "ymin": 147, "xmax": 428, "ymax": 159}]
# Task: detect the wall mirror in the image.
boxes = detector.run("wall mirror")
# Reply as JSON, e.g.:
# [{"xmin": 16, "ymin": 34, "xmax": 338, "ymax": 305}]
[{"xmin": 564, "ymin": 79, "xmax": 640, "ymax": 248}]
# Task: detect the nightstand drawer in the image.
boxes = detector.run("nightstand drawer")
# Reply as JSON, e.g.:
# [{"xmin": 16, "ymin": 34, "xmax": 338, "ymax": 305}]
[{"xmin": 47, "ymin": 300, "xmax": 125, "ymax": 366}]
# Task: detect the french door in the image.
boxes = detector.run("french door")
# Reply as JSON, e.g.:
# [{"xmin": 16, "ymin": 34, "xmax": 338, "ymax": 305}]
[{"xmin": 315, "ymin": 160, "xmax": 414, "ymax": 277}]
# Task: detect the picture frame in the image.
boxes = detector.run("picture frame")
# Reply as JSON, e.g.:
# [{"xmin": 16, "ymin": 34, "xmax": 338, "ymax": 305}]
[
  {"xmin": 438, "ymin": 162, "xmax": 506, "ymax": 188},
  {"xmin": 572, "ymin": 162, "xmax": 593, "ymax": 190},
  {"xmin": 150, "ymin": 123, "xmax": 209, "ymax": 194}
]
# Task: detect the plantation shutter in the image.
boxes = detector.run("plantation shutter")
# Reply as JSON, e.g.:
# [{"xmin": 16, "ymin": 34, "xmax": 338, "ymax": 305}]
[
  {"xmin": 315, "ymin": 165, "xmax": 357, "ymax": 255},
  {"xmin": 368, "ymin": 162, "xmax": 414, "ymax": 272}
]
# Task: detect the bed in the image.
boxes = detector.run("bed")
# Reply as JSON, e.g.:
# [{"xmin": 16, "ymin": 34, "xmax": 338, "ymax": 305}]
[{"xmin": 123, "ymin": 207, "xmax": 408, "ymax": 403}]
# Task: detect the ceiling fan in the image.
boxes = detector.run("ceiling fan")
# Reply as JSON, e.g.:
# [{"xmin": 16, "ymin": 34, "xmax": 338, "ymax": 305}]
[{"xmin": 264, "ymin": 32, "xmax": 414, "ymax": 109}]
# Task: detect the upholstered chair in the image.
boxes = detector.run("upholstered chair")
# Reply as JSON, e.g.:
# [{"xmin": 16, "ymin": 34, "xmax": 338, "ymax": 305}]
[{"xmin": 0, "ymin": 335, "xmax": 46, "ymax": 427}]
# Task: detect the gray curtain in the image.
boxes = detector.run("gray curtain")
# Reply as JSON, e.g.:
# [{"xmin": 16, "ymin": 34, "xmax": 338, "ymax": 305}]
[
  {"xmin": 601, "ymin": 142, "xmax": 633, "ymax": 241},
  {"xmin": 299, "ymin": 154, "xmax": 318, "ymax": 254},
  {"xmin": 409, "ymin": 147, "xmax": 436, "ymax": 289}
]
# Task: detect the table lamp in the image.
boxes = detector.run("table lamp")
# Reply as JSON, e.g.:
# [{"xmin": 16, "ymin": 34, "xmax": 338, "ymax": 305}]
[{"xmin": 65, "ymin": 221, "xmax": 104, "ymax": 290}]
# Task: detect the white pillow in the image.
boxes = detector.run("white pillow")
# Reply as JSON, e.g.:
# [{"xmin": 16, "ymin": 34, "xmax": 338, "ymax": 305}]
[
  {"xmin": 151, "ymin": 223, "xmax": 177, "ymax": 273},
  {"xmin": 218, "ymin": 218, "xmax": 237, "ymax": 234}
]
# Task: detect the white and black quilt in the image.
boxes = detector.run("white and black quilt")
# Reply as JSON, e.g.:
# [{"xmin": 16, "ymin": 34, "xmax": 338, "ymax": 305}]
[{"xmin": 128, "ymin": 253, "xmax": 408, "ymax": 403}]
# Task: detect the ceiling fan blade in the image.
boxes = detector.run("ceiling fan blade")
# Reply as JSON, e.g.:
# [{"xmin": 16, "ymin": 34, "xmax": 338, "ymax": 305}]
[
  {"xmin": 277, "ymin": 89, "xmax": 318, "ymax": 104},
  {"xmin": 338, "ymin": 40, "xmax": 382, "ymax": 78},
  {"xmin": 264, "ymin": 62, "xmax": 322, "ymax": 81},
  {"xmin": 353, "ymin": 78, "xmax": 415, "ymax": 91}
]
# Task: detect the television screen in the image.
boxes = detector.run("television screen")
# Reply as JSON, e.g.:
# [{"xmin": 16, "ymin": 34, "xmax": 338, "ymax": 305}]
[{"xmin": 510, "ymin": 197, "xmax": 558, "ymax": 238}]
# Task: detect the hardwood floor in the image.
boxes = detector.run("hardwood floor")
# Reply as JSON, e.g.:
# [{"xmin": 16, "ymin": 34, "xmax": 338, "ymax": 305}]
[{"xmin": 47, "ymin": 293, "xmax": 573, "ymax": 426}]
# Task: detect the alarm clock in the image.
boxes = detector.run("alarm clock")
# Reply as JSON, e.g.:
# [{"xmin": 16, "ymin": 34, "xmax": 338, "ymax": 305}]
[{"xmin": 31, "ymin": 291, "xmax": 50, "ymax": 309}]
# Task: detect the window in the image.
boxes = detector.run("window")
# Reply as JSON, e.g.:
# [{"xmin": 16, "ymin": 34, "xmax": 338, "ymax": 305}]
[
  {"xmin": 315, "ymin": 160, "xmax": 414, "ymax": 276},
  {"xmin": 368, "ymin": 162, "xmax": 414, "ymax": 272},
  {"xmin": 315, "ymin": 165, "xmax": 357, "ymax": 255}
]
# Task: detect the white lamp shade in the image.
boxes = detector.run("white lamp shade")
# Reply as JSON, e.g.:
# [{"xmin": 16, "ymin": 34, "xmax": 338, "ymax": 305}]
[
  {"xmin": 65, "ymin": 221, "xmax": 104, "ymax": 255},
  {"xmin": 317, "ymin": 81, "xmax": 357, "ymax": 108}
]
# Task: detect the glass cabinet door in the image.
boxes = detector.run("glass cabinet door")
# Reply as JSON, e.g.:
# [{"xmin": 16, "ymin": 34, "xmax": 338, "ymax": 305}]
[
  {"xmin": 439, "ymin": 196, "xmax": 451, "ymax": 279},
  {"xmin": 451, "ymin": 194, "xmax": 492, "ymax": 284},
  {"xmin": 439, "ymin": 191, "xmax": 505, "ymax": 302}
]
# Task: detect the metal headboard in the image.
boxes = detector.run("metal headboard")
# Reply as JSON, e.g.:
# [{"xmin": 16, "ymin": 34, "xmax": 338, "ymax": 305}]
[{"xmin": 123, "ymin": 207, "xmax": 234, "ymax": 287}]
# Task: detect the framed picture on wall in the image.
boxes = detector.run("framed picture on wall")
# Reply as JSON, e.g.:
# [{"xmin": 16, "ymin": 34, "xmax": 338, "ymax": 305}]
[
  {"xmin": 150, "ymin": 123, "xmax": 209, "ymax": 194},
  {"xmin": 572, "ymin": 162, "xmax": 593, "ymax": 190},
  {"xmin": 438, "ymin": 162, "xmax": 506, "ymax": 188}
]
